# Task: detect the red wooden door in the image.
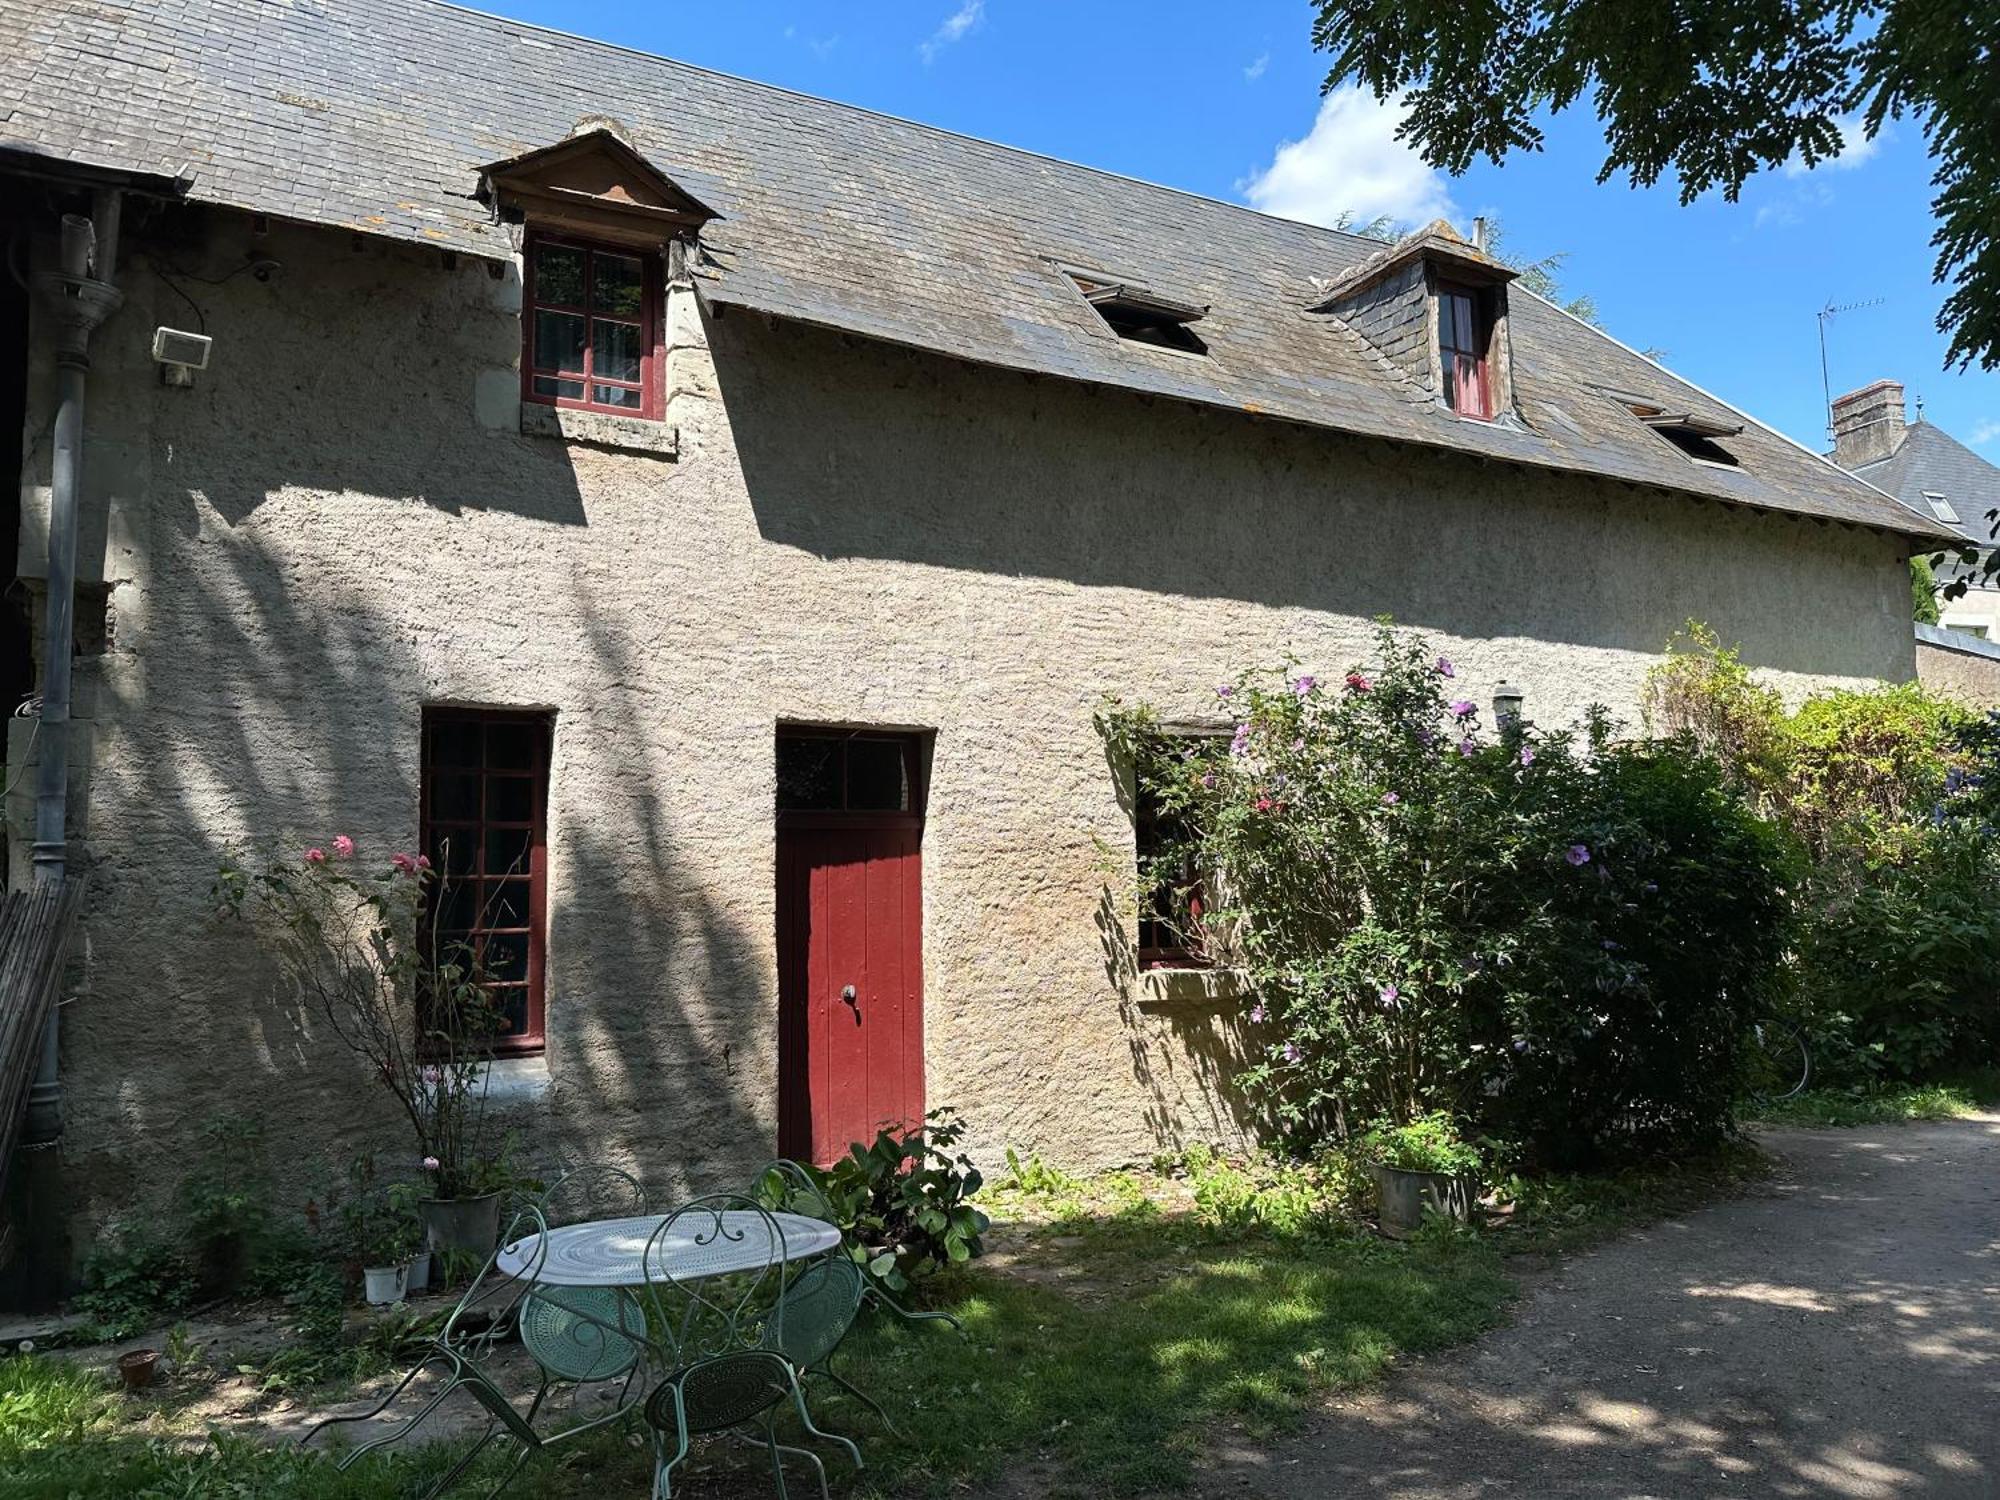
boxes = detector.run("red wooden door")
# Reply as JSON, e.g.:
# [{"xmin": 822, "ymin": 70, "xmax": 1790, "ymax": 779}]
[{"xmin": 776, "ymin": 733, "xmax": 925, "ymax": 1166}]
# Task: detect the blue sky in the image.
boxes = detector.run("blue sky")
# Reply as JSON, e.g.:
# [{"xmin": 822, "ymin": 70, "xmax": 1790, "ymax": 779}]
[{"xmin": 478, "ymin": 0, "xmax": 1999, "ymax": 456}]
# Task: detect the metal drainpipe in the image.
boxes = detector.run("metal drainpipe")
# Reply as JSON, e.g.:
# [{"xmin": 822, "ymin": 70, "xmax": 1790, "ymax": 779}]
[{"xmin": 20, "ymin": 193, "xmax": 123, "ymax": 1145}]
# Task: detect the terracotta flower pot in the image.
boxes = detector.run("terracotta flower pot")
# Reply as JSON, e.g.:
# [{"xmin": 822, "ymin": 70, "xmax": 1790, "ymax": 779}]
[{"xmin": 117, "ymin": 1348, "xmax": 160, "ymax": 1391}]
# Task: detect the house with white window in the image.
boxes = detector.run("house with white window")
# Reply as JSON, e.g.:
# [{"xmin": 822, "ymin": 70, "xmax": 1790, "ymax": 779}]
[
  {"xmin": 0, "ymin": 0, "xmax": 1954, "ymax": 1277},
  {"xmin": 1830, "ymin": 379, "xmax": 2000, "ymax": 641}
]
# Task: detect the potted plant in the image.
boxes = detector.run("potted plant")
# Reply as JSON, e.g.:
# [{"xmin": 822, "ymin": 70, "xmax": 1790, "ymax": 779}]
[
  {"xmin": 342, "ymin": 1163, "xmax": 423, "ymax": 1306},
  {"xmin": 1358, "ymin": 1112, "xmax": 1484, "ymax": 1238},
  {"xmin": 216, "ymin": 836, "xmax": 521, "ymax": 1261}
]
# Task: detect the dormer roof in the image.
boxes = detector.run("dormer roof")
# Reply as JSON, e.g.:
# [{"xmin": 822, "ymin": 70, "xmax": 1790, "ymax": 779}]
[
  {"xmin": 1310, "ymin": 219, "xmax": 1517, "ymax": 311},
  {"xmin": 477, "ymin": 123, "xmax": 717, "ymax": 248}
]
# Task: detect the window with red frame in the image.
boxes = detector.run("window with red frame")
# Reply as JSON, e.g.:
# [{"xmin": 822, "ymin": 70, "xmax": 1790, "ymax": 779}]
[
  {"xmin": 421, "ymin": 709, "xmax": 552, "ymax": 1054},
  {"xmin": 1437, "ymin": 282, "xmax": 1492, "ymax": 420},
  {"xmin": 524, "ymin": 235, "xmax": 659, "ymax": 418}
]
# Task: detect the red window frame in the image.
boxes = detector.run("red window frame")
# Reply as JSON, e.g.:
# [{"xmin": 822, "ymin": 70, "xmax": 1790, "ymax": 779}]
[
  {"xmin": 1437, "ymin": 281, "xmax": 1492, "ymax": 420},
  {"xmin": 420, "ymin": 708, "xmax": 552, "ymax": 1056},
  {"xmin": 522, "ymin": 231, "xmax": 664, "ymax": 421}
]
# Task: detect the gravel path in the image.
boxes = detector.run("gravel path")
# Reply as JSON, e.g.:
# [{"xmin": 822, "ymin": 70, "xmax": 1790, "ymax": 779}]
[{"xmin": 1196, "ymin": 1117, "xmax": 2000, "ymax": 1499}]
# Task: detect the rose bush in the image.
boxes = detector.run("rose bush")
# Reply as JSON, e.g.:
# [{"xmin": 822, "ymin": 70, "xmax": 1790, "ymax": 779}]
[{"xmin": 1102, "ymin": 624, "xmax": 1793, "ymax": 1163}]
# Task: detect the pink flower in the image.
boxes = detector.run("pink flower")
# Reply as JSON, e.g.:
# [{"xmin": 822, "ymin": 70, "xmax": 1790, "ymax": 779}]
[
  {"xmin": 304, "ymin": 847, "xmax": 327, "ymax": 864},
  {"xmin": 1249, "ymin": 1003, "xmax": 1269, "ymax": 1024},
  {"xmin": 391, "ymin": 852, "xmax": 419, "ymax": 875},
  {"xmin": 1519, "ymin": 746, "xmax": 1535, "ymax": 767},
  {"xmin": 331, "ymin": 834, "xmax": 355, "ymax": 859},
  {"xmin": 1380, "ymin": 791, "xmax": 1400, "ymax": 806},
  {"xmin": 1292, "ymin": 675, "xmax": 1316, "ymax": 696},
  {"xmin": 422, "ymin": 1155, "xmax": 441, "ymax": 1172},
  {"xmin": 415, "ymin": 854, "xmax": 432, "ymax": 870},
  {"xmin": 1255, "ymin": 795, "xmax": 1276, "ymax": 813},
  {"xmin": 1379, "ymin": 983, "xmax": 1400, "ymax": 1005},
  {"xmin": 1344, "ymin": 673, "xmax": 1372, "ymax": 693}
]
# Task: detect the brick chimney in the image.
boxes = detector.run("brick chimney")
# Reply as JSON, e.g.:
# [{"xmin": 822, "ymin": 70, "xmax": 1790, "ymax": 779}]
[{"xmin": 1830, "ymin": 379, "xmax": 1907, "ymax": 469}]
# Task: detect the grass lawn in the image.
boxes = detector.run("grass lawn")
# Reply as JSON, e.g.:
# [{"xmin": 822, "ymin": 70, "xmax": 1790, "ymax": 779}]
[
  {"xmin": 1745, "ymin": 1069, "xmax": 2000, "ymax": 1128},
  {"xmin": 0, "ymin": 1148, "xmax": 1768, "ymax": 1500}
]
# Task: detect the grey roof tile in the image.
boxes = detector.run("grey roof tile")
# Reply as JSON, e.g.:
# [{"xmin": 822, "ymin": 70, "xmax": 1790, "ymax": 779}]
[
  {"xmin": 1849, "ymin": 422, "xmax": 2000, "ymax": 546},
  {"xmin": 0, "ymin": 0, "xmax": 1951, "ymax": 544}
]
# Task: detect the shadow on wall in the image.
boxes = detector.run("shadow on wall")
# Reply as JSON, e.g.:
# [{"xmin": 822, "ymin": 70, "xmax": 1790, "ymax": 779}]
[
  {"xmin": 57, "ymin": 491, "xmax": 773, "ymax": 1253},
  {"xmin": 1093, "ymin": 883, "xmax": 1273, "ymax": 1153},
  {"xmin": 715, "ymin": 315, "xmax": 1902, "ymax": 681}
]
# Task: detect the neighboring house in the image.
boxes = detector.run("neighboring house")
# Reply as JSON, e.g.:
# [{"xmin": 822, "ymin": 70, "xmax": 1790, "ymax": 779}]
[
  {"xmin": 0, "ymin": 0, "xmax": 1952, "ymax": 1263},
  {"xmin": 1830, "ymin": 379, "xmax": 2000, "ymax": 638}
]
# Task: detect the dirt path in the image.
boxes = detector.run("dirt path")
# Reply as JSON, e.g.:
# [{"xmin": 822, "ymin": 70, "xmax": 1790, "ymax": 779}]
[{"xmin": 1195, "ymin": 1117, "xmax": 2000, "ymax": 1499}]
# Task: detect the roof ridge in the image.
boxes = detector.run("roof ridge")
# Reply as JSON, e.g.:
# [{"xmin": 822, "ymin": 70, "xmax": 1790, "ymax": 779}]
[{"xmin": 415, "ymin": 0, "xmax": 1389, "ymax": 254}]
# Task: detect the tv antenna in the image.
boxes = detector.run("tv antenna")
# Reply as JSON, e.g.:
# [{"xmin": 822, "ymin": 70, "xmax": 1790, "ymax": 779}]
[{"xmin": 1818, "ymin": 297, "xmax": 1886, "ymax": 446}]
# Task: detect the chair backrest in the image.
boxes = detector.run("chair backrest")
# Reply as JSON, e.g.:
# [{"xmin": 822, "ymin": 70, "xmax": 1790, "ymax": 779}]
[
  {"xmin": 761, "ymin": 1253, "xmax": 865, "ymax": 1371},
  {"xmin": 750, "ymin": 1157, "xmax": 840, "ymax": 1228},
  {"xmin": 440, "ymin": 1200, "xmax": 551, "ymax": 1360},
  {"xmin": 637, "ymin": 1193, "xmax": 796, "ymax": 1368},
  {"xmin": 539, "ymin": 1163, "xmax": 649, "ymax": 1228}
]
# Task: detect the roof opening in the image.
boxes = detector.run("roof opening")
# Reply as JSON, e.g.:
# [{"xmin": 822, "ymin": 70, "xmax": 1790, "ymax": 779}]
[
  {"xmin": 1068, "ymin": 273, "xmax": 1209, "ymax": 356},
  {"xmin": 1923, "ymin": 491, "xmax": 1962, "ymax": 525},
  {"xmin": 1616, "ymin": 399, "xmax": 1744, "ymax": 468}
]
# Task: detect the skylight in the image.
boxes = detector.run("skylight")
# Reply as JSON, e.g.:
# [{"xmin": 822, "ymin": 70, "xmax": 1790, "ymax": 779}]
[
  {"xmin": 1615, "ymin": 398, "xmax": 1744, "ymax": 468},
  {"xmin": 1924, "ymin": 491, "xmax": 1962, "ymax": 525},
  {"xmin": 1067, "ymin": 272, "xmax": 1209, "ymax": 356}
]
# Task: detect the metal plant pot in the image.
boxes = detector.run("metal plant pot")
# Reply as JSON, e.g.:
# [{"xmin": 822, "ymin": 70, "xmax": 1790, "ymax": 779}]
[
  {"xmin": 1372, "ymin": 1163, "xmax": 1478, "ymax": 1239},
  {"xmin": 362, "ymin": 1263, "xmax": 410, "ymax": 1306},
  {"xmin": 419, "ymin": 1192, "xmax": 503, "ymax": 1258},
  {"xmin": 117, "ymin": 1348, "xmax": 160, "ymax": 1391}
]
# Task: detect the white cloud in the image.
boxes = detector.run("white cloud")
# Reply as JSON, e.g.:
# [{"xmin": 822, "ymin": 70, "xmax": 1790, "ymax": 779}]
[
  {"xmin": 919, "ymin": 0, "xmax": 984, "ymax": 64},
  {"xmin": 1781, "ymin": 114, "xmax": 1885, "ymax": 177},
  {"xmin": 1243, "ymin": 52, "xmax": 1269, "ymax": 82},
  {"xmin": 1972, "ymin": 419, "xmax": 2000, "ymax": 447},
  {"xmin": 1242, "ymin": 87, "xmax": 1456, "ymax": 231}
]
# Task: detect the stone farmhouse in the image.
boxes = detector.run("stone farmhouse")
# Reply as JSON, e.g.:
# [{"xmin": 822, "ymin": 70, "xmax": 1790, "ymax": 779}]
[{"xmin": 0, "ymin": 0, "xmax": 1954, "ymax": 1264}]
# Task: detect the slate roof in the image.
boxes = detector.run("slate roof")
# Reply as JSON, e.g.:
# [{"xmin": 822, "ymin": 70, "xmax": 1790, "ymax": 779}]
[
  {"xmin": 0, "ymin": 0, "xmax": 1951, "ymax": 545},
  {"xmin": 1848, "ymin": 421, "xmax": 2000, "ymax": 548}
]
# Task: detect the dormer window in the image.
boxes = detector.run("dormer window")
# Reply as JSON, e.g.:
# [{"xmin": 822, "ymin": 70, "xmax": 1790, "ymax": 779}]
[
  {"xmin": 1924, "ymin": 491, "xmax": 1962, "ymax": 525},
  {"xmin": 1618, "ymin": 398, "xmax": 1744, "ymax": 468},
  {"xmin": 1437, "ymin": 282, "xmax": 1492, "ymax": 420},
  {"xmin": 524, "ymin": 233, "xmax": 661, "ymax": 417},
  {"xmin": 1312, "ymin": 219, "xmax": 1516, "ymax": 419},
  {"xmin": 1066, "ymin": 270, "xmax": 1209, "ymax": 356}
]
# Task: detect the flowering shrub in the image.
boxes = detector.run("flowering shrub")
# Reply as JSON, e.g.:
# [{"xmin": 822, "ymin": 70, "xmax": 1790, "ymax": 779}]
[
  {"xmin": 214, "ymin": 836, "xmax": 512, "ymax": 1198},
  {"xmin": 1101, "ymin": 624, "xmax": 1793, "ymax": 1162}
]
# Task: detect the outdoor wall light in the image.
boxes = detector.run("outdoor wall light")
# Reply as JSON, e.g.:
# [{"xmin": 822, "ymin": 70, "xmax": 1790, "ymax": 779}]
[{"xmin": 151, "ymin": 326, "xmax": 211, "ymax": 389}]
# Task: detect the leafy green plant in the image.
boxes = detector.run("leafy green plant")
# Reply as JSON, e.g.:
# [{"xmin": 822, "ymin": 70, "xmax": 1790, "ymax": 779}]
[
  {"xmin": 73, "ymin": 1223, "xmax": 197, "ymax": 1341},
  {"xmin": 1358, "ymin": 1112, "xmax": 1484, "ymax": 1176},
  {"xmin": 1105, "ymin": 623, "xmax": 1793, "ymax": 1164},
  {"xmin": 771, "ymin": 1108, "xmax": 989, "ymax": 1292},
  {"xmin": 1179, "ymin": 1144, "xmax": 1335, "ymax": 1237}
]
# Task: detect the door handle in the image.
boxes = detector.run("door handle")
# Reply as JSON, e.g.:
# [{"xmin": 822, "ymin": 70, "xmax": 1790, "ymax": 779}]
[{"xmin": 841, "ymin": 985, "xmax": 857, "ymax": 1005}]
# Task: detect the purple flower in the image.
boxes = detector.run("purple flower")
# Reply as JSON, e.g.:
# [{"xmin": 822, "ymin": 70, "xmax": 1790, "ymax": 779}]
[
  {"xmin": 1230, "ymin": 724, "xmax": 1251, "ymax": 758},
  {"xmin": 1282, "ymin": 1042, "xmax": 1301, "ymax": 1064},
  {"xmin": 1458, "ymin": 738, "xmax": 1477, "ymax": 757},
  {"xmin": 1436, "ymin": 656, "xmax": 1455, "ymax": 678},
  {"xmin": 1216, "ymin": 684, "xmax": 1233, "ymax": 699},
  {"xmin": 1292, "ymin": 675, "xmax": 1316, "ymax": 696},
  {"xmin": 1379, "ymin": 983, "xmax": 1399, "ymax": 1005},
  {"xmin": 1512, "ymin": 1036, "xmax": 1533, "ymax": 1055},
  {"xmin": 1449, "ymin": 699, "xmax": 1477, "ymax": 719},
  {"xmin": 1380, "ymin": 791, "xmax": 1400, "ymax": 806},
  {"xmin": 1249, "ymin": 1003, "xmax": 1269, "ymax": 1024},
  {"xmin": 1201, "ymin": 772, "xmax": 1217, "ymax": 789},
  {"xmin": 1566, "ymin": 844, "xmax": 1591, "ymax": 866},
  {"xmin": 1414, "ymin": 727, "xmax": 1436, "ymax": 748},
  {"xmin": 1519, "ymin": 746, "xmax": 1535, "ymax": 767}
]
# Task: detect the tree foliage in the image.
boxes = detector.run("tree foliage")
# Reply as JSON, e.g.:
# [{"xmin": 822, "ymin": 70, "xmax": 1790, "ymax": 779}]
[{"xmin": 1309, "ymin": 1, "xmax": 2000, "ymax": 373}]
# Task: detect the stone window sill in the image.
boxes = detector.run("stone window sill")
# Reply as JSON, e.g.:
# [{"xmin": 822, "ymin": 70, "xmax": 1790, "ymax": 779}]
[
  {"xmin": 479, "ymin": 1054, "xmax": 553, "ymax": 1105},
  {"xmin": 520, "ymin": 402, "xmax": 677, "ymax": 457},
  {"xmin": 1133, "ymin": 966, "xmax": 1252, "ymax": 1012}
]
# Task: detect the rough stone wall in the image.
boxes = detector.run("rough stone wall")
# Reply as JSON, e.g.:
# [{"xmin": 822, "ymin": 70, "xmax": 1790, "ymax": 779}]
[
  {"xmin": 10, "ymin": 211, "xmax": 1918, "ymax": 1245},
  {"xmin": 1915, "ymin": 625, "xmax": 2000, "ymax": 705}
]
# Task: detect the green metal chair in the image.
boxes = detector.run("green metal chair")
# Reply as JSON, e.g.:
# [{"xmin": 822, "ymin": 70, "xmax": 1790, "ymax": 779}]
[
  {"xmin": 635, "ymin": 1194, "xmax": 861, "ymax": 1499},
  {"xmin": 752, "ymin": 1158, "xmax": 964, "ymax": 1335},
  {"xmin": 759, "ymin": 1253, "xmax": 901, "ymax": 1437},
  {"xmin": 300, "ymin": 1202, "xmax": 642, "ymax": 1497},
  {"xmin": 538, "ymin": 1162, "xmax": 649, "ymax": 1227},
  {"xmin": 519, "ymin": 1165, "xmax": 654, "ymax": 1388}
]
